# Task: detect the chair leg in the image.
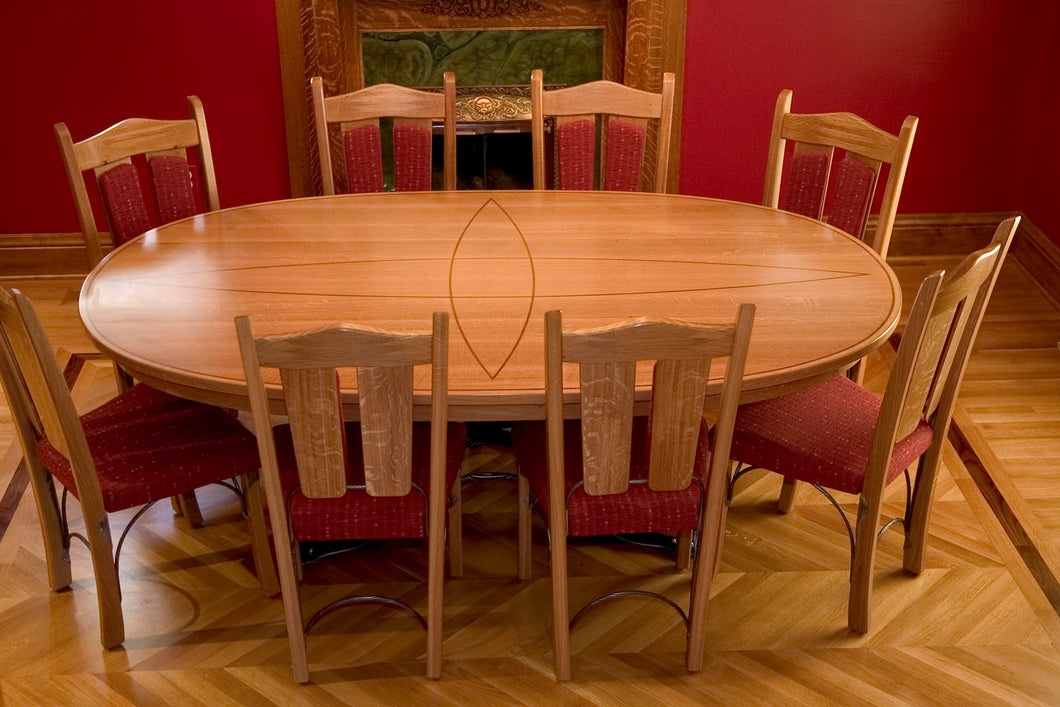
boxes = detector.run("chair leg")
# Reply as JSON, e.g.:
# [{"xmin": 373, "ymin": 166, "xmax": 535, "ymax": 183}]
[
  {"xmin": 777, "ymin": 477, "xmax": 798, "ymax": 513},
  {"xmin": 280, "ymin": 566, "xmax": 309, "ymax": 682},
  {"xmin": 903, "ymin": 452, "xmax": 941, "ymax": 575},
  {"xmin": 241, "ymin": 472, "xmax": 279, "ymax": 597},
  {"xmin": 517, "ymin": 475, "xmax": 532, "ymax": 580},
  {"xmin": 427, "ymin": 523, "xmax": 445, "ymax": 679},
  {"xmin": 848, "ymin": 496, "xmax": 881, "ymax": 634},
  {"xmin": 22, "ymin": 459, "xmax": 72, "ymax": 591},
  {"xmin": 448, "ymin": 480, "xmax": 463, "ymax": 578},
  {"xmin": 675, "ymin": 530, "xmax": 692, "ymax": 570},
  {"xmin": 687, "ymin": 476, "xmax": 730, "ymax": 671},
  {"xmin": 544, "ymin": 487, "xmax": 571, "ymax": 680},
  {"xmin": 174, "ymin": 490, "xmax": 203, "ymax": 527},
  {"xmin": 82, "ymin": 507, "xmax": 125, "ymax": 649},
  {"xmin": 112, "ymin": 363, "xmax": 134, "ymax": 393}
]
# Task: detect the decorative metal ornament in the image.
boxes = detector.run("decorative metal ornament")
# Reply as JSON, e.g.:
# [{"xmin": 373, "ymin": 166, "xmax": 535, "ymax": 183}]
[{"xmin": 421, "ymin": 0, "xmax": 543, "ymax": 18}]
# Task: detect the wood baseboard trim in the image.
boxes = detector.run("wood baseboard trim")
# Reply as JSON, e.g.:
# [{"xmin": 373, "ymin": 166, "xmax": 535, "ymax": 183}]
[
  {"xmin": 1013, "ymin": 217, "xmax": 1060, "ymax": 310},
  {"xmin": 0, "ymin": 233, "xmax": 109, "ymax": 277}
]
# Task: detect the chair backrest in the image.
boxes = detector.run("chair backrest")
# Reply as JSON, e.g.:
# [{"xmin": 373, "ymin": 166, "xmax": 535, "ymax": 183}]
[
  {"xmin": 0, "ymin": 287, "xmax": 106, "ymax": 516},
  {"xmin": 312, "ymin": 74, "xmax": 457, "ymax": 196},
  {"xmin": 545, "ymin": 305, "xmax": 755, "ymax": 499},
  {"xmin": 531, "ymin": 70, "xmax": 675, "ymax": 193},
  {"xmin": 55, "ymin": 96, "xmax": 218, "ymax": 267},
  {"xmin": 236, "ymin": 312, "xmax": 449, "ymax": 500},
  {"xmin": 865, "ymin": 217, "xmax": 1018, "ymax": 491},
  {"xmin": 763, "ymin": 89, "xmax": 918, "ymax": 257}
]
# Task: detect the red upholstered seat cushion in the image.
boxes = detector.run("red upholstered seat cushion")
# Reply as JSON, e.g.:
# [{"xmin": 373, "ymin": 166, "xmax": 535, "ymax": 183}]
[
  {"xmin": 36, "ymin": 384, "xmax": 261, "ymax": 512},
  {"xmin": 148, "ymin": 155, "xmax": 198, "ymax": 225},
  {"xmin": 557, "ymin": 119, "xmax": 596, "ymax": 190},
  {"xmin": 783, "ymin": 150, "xmax": 829, "ymax": 220},
  {"xmin": 603, "ymin": 119, "xmax": 645, "ymax": 192},
  {"xmin": 273, "ymin": 421, "xmax": 467, "ymax": 542},
  {"xmin": 826, "ymin": 155, "xmax": 876, "ymax": 239},
  {"xmin": 393, "ymin": 122, "xmax": 432, "ymax": 192},
  {"xmin": 512, "ymin": 416, "xmax": 708, "ymax": 537},
  {"xmin": 98, "ymin": 162, "xmax": 153, "ymax": 245},
  {"xmin": 344, "ymin": 124, "xmax": 385, "ymax": 193},
  {"xmin": 730, "ymin": 375, "xmax": 933, "ymax": 495}
]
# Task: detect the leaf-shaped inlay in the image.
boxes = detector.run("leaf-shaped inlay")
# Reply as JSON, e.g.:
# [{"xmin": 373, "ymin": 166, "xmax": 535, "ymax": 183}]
[{"xmin": 449, "ymin": 199, "xmax": 535, "ymax": 379}]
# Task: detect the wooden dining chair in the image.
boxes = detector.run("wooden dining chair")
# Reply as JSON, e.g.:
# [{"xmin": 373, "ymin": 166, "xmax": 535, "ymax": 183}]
[
  {"xmin": 531, "ymin": 69, "xmax": 675, "ymax": 192},
  {"xmin": 236, "ymin": 311, "xmax": 466, "ymax": 682},
  {"xmin": 727, "ymin": 217, "xmax": 1018, "ymax": 634},
  {"xmin": 0, "ymin": 286, "xmax": 277, "ymax": 650},
  {"xmin": 55, "ymin": 96, "xmax": 218, "ymax": 267},
  {"xmin": 311, "ymin": 74, "xmax": 457, "ymax": 195},
  {"xmin": 764, "ymin": 88, "xmax": 918, "ymax": 258},
  {"xmin": 758, "ymin": 89, "xmax": 919, "ymax": 507},
  {"xmin": 511, "ymin": 305, "xmax": 756, "ymax": 680}
]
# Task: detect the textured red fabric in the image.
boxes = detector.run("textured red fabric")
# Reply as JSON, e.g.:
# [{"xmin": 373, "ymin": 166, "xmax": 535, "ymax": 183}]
[
  {"xmin": 344, "ymin": 124, "xmax": 385, "ymax": 193},
  {"xmin": 730, "ymin": 375, "xmax": 934, "ymax": 495},
  {"xmin": 826, "ymin": 156, "xmax": 877, "ymax": 239},
  {"xmin": 273, "ymin": 421, "xmax": 467, "ymax": 542},
  {"xmin": 603, "ymin": 119, "xmax": 645, "ymax": 192},
  {"xmin": 393, "ymin": 122, "xmax": 432, "ymax": 192},
  {"xmin": 783, "ymin": 150, "xmax": 829, "ymax": 219},
  {"xmin": 512, "ymin": 416, "xmax": 709, "ymax": 537},
  {"xmin": 35, "ymin": 384, "xmax": 260, "ymax": 512},
  {"xmin": 148, "ymin": 155, "xmax": 197, "ymax": 225},
  {"xmin": 557, "ymin": 119, "xmax": 596, "ymax": 190},
  {"xmin": 98, "ymin": 163, "xmax": 153, "ymax": 245}
]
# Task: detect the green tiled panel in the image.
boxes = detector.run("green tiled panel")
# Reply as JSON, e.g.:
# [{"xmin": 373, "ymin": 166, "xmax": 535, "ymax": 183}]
[{"xmin": 363, "ymin": 30, "xmax": 604, "ymax": 87}]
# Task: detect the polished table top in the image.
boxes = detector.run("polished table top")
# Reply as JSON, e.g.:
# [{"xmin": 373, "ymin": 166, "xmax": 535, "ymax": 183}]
[{"xmin": 80, "ymin": 190, "xmax": 901, "ymax": 420}]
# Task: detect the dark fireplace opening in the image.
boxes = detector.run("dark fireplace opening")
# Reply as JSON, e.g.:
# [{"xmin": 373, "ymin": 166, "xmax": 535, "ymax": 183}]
[
  {"xmin": 433, "ymin": 128, "xmax": 542, "ymax": 190},
  {"xmin": 428, "ymin": 85, "xmax": 556, "ymax": 191}
]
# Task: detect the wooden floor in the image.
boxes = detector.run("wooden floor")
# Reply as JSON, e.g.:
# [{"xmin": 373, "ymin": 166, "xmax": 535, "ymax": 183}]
[{"xmin": 1, "ymin": 254, "xmax": 1059, "ymax": 705}]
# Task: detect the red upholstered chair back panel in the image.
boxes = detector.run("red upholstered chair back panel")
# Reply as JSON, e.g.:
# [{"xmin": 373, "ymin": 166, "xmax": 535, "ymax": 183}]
[
  {"xmin": 343, "ymin": 124, "xmax": 386, "ymax": 193},
  {"xmin": 779, "ymin": 149, "xmax": 878, "ymax": 242},
  {"xmin": 602, "ymin": 119, "xmax": 647, "ymax": 192},
  {"xmin": 98, "ymin": 156, "xmax": 201, "ymax": 246},
  {"xmin": 556, "ymin": 119, "xmax": 596, "ymax": 190},
  {"xmin": 826, "ymin": 156, "xmax": 877, "ymax": 240},
  {"xmin": 781, "ymin": 150, "xmax": 829, "ymax": 220},
  {"xmin": 393, "ymin": 122, "xmax": 433, "ymax": 192},
  {"xmin": 764, "ymin": 89, "xmax": 918, "ymax": 257},
  {"xmin": 148, "ymin": 155, "xmax": 199, "ymax": 224},
  {"xmin": 340, "ymin": 121, "xmax": 433, "ymax": 193},
  {"xmin": 98, "ymin": 163, "xmax": 154, "ymax": 246}
]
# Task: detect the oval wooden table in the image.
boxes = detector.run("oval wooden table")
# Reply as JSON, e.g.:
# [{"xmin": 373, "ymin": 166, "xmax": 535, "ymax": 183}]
[{"xmin": 79, "ymin": 190, "xmax": 901, "ymax": 420}]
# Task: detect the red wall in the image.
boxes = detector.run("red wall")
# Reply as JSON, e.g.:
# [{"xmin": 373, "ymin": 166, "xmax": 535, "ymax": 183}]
[
  {"xmin": 0, "ymin": 0, "xmax": 290, "ymax": 235},
  {"xmin": 3, "ymin": 1, "xmax": 1060, "ymax": 248},
  {"xmin": 680, "ymin": 0, "xmax": 1058, "ymax": 228},
  {"xmin": 1023, "ymin": 9, "xmax": 1060, "ymax": 241}
]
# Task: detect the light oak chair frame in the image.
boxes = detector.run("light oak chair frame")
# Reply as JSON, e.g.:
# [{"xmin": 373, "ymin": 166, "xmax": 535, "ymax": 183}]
[
  {"xmin": 531, "ymin": 69, "xmax": 675, "ymax": 193},
  {"xmin": 237, "ymin": 311, "xmax": 452, "ymax": 682},
  {"xmin": 55, "ymin": 96, "xmax": 218, "ymax": 267},
  {"xmin": 526, "ymin": 305, "xmax": 755, "ymax": 679},
  {"xmin": 311, "ymin": 74, "xmax": 457, "ymax": 194},
  {"xmin": 0, "ymin": 287, "xmax": 275, "ymax": 649}
]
